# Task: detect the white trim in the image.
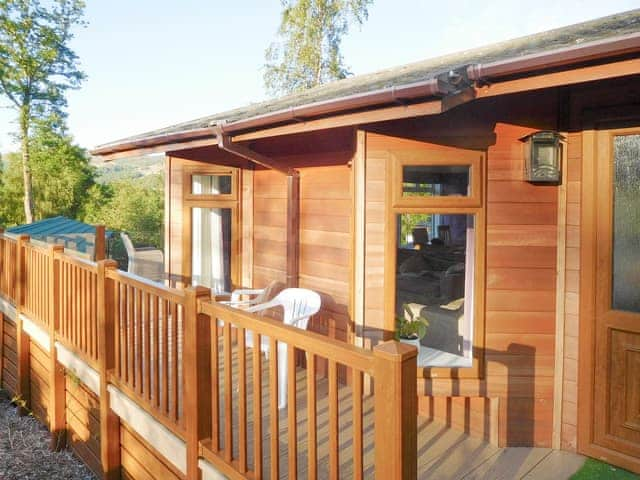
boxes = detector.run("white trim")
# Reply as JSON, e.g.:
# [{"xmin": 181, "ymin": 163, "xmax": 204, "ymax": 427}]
[
  {"xmin": 0, "ymin": 297, "xmax": 17, "ymax": 322},
  {"xmin": 21, "ymin": 314, "xmax": 50, "ymax": 353},
  {"xmin": 198, "ymin": 458, "xmax": 226, "ymax": 480},
  {"xmin": 108, "ymin": 385, "xmax": 187, "ymax": 474},
  {"xmin": 55, "ymin": 342, "xmax": 101, "ymax": 395}
]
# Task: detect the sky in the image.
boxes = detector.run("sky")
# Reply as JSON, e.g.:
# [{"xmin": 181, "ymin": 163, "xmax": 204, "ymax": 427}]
[{"xmin": 0, "ymin": 0, "xmax": 638, "ymax": 153}]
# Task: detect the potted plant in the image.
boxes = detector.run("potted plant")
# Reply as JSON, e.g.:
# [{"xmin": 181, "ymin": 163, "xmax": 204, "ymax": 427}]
[{"xmin": 395, "ymin": 304, "xmax": 429, "ymax": 348}]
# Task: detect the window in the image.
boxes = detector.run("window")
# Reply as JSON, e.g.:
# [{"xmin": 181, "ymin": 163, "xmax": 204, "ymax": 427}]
[
  {"xmin": 390, "ymin": 148, "xmax": 484, "ymax": 372},
  {"xmin": 184, "ymin": 166, "xmax": 239, "ymax": 293},
  {"xmin": 192, "ymin": 174, "xmax": 233, "ymax": 195},
  {"xmin": 396, "ymin": 213, "xmax": 475, "ymax": 367},
  {"xmin": 393, "ymin": 150, "xmax": 481, "ymax": 208}
]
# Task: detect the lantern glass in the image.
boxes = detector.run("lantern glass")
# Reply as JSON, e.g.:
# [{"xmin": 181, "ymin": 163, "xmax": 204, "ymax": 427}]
[{"xmin": 524, "ymin": 131, "xmax": 562, "ymax": 182}]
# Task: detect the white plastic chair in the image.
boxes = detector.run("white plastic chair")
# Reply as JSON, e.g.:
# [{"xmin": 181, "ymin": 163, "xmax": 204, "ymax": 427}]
[
  {"xmin": 120, "ymin": 232, "xmax": 164, "ymax": 282},
  {"xmin": 221, "ymin": 281, "xmax": 284, "ymax": 309},
  {"xmin": 244, "ymin": 288, "xmax": 321, "ymax": 409}
]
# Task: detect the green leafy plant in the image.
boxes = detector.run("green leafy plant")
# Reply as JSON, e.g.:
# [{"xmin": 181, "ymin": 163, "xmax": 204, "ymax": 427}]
[{"xmin": 395, "ymin": 304, "xmax": 429, "ymax": 340}]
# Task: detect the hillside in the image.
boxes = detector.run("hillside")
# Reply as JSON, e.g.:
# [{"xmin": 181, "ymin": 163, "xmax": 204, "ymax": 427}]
[{"xmin": 91, "ymin": 153, "xmax": 164, "ymax": 183}]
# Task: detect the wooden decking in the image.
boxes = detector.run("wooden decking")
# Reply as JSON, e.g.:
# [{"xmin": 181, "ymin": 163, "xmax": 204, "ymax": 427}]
[{"xmin": 203, "ymin": 344, "xmax": 585, "ymax": 479}]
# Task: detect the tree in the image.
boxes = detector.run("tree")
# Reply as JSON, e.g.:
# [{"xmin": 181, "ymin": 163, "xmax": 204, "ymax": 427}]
[
  {"xmin": 82, "ymin": 174, "xmax": 165, "ymax": 249},
  {"xmin": 0, "ymin": 115, "xmax": 96, "ymax": 225},
  {"xmin": 0, "ymin": 0, "xmax": 86, "ymax": 223},
  {"xmin": 264, "ymin": 0, "xmax": 372, "ymax": 96}
]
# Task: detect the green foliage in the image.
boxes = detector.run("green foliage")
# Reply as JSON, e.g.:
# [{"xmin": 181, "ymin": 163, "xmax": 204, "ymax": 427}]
[
  {"xmin": 81, "ymin": 174, "xmax": 164, "ymax": 249},
  {"xmin": 399, "ymin": 213, "xmax": 431, "ymax": 246},
  {"xmin": 395, "ymin": 304, "xmax": 429, "ymax": 340},
  {"xmin": 0, "ymin": 0, "xmax": 86, "ymax": 222},
  {"xmin": 0, "ymin": 116, "xmax": 95, "ymax": 225},
  {"xmin": 264, "ymin": 0, "xmax": 372, "ymax": 96}
]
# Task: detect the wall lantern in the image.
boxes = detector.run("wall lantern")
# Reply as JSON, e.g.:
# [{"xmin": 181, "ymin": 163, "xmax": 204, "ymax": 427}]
[{"xmin": 520, "ymin": 131, "xmax": 564, "ymax": 183}]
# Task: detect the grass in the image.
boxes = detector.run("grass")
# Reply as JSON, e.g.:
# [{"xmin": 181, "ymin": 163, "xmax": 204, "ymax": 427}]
[{"xmin": 570, "ymin": 459, "xmax": 639, "ymax": 479}]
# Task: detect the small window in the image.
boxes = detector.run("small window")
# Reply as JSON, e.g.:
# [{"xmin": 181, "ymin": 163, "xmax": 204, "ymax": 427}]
[
  {"xmin": 402, "ymin": 165, "xmax": 470, "ymax": 198},
  {"xmin": 191, "ymin": 174, "xmax": 233, "ymax": 195}
]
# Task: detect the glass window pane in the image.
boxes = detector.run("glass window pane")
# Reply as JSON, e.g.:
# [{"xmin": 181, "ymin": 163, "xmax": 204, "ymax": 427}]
[
  {"xmin": 402, "ymin": 165, "xmax": 470, "ymax": 197},
  {"xmin": 612, "ymin": 135, "xmax": 640, "ymax": 313},
  {"xmin": 192, "ymin": 207, "xmax": 232, "ymax": 294},
  {"xmin": 192, "ymin": 174, "xmax": 232, "ymax": 195},
  {"xmin": 396, "ymin": 213, "xmax": 475, "ymax": 367}
]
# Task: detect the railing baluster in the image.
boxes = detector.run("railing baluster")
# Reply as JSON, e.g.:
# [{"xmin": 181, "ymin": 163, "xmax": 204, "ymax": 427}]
[
  {"xmin": 135, "ymin": 288, "xmax": 143, "ymax": 395},
  {"xmin": 144, "ymin": 292, "xmax": 151, "ymax": 401},
  {"xmin": 211, "ymin": 315, "xmax": 220, "ymax": 451},
  {"xmin": 238, "ymin": 326, "xmax": 247, "ymax": 473},
  {"xmin": 329, "ymin": 359, "xmax": 339, "ymax": 480},
  {"xmin": 269, "ymin": 337, "xmax": 279, "ymax": 479},
  {"xmin": 307, "ymin": 353, "xmax": 317, "ymax": 480},
  {"xmin": 161, "ymin": 298, "xmax": 168, "ymax": 414},
  {"xmin": 353, "ymin": 369, "xmax": 363, "ymax": 480},
  {"xmin": 170, "ymin": 301, "xmax": 178, "ymax": 421},
  {"xmin": 115, "ymin": 281, "xmax": 121, "ymax": 379},
  {"xmin": 152, "ymin": 294, "xmax": 159, "ymax": 408},
  {"xmin": 287, "ymin": 345, "xmax": 297, "ymax": 478},
  {"xmin": 223, "ymin": 320, "xmax": 233, "ymax": 463},
  {"xmin": 252, "ymin": 331, "xmax": 262, "ymax": 479}
]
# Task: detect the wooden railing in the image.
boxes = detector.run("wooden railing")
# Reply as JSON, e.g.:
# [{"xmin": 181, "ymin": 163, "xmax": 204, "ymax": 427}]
[
  {"xmin": 56, "ymin": 252, "xmax": 100, "ymax": 369},
  {"xmin": 0, "ymin": 231, "xmax": 418, "ymax": 480},
  {"xmin": 106, "ymin": 268, "xmax": 187, "ymax": 435},
  {"xmin": 22, "ymin": 241, "xmax": 52, "ymax": 327}
]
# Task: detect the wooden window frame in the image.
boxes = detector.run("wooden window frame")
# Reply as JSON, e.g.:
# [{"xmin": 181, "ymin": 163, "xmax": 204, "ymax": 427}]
[
  {"xmin": 182, "ymin": 165, "xmax": 242, "ymax": 290},
  {"xmin": 386, "ymin": 153, "xmax": 486, "ymax": 379},
  {"xmin": 392, "ymin": 150, "xmax": 482, "ymax": 209},
  {"xmin": 184, "ymin": 166, "xmax": 238, "ymax": 202}
]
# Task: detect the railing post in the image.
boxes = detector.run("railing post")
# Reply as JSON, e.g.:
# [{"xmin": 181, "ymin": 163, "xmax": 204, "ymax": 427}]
[
  {"xmin": 184, "ymin": 286, "xmax": 212, "ymax": 480},
  {"xmin": 0, "ymin": 228, "xmax": 4, "ymax": 389},
  {"xmin": 373, "ymin": 340, "xmax": 417, "ymax": 480},
  {"xmin": 94, "ymin": 225, "xmax": 106, "ymax": 261},
  {"xmin": 48, "ymin": 244, "xmax": 66, "ymax": 450},
  {"xmin": 16, "ymin": 234, "xmax": 30, "ymax": 415},
  {"xmin": 97, "ymin": 259, "xmax": 120, "ymax": 479}
]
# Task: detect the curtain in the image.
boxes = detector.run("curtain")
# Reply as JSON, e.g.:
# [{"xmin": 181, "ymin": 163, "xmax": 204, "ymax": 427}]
[
  {"xmin": 191, "ymin": 176, "xmax": 227, "ymax": 294},
  {"xmin": 462, "ymin": 217, "xmax": 475, "ymax": 361}
]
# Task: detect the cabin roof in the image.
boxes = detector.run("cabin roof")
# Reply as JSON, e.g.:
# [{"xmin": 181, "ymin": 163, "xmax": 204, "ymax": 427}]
[{"xmin": 94, "ymin": 8, "xmax": 640, "ymax": 153}]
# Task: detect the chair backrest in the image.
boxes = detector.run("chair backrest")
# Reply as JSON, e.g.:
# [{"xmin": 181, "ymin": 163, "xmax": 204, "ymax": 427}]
[
  {"xmin": 262, "ymin": 288, "xmax": 321, "ymax": 330},
  {"xmin": 120, "ymin": 232, "xmax": 135, "ymax": 257}
]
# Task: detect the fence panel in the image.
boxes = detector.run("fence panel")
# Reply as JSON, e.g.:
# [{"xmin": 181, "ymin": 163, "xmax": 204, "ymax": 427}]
[
  {"xmin": 22, "ymin": 242, "xmax": 51, "ymax": 327},
  {"xmin": 56, "ymin": 252, "xmax": 100, "ymax": 368}
]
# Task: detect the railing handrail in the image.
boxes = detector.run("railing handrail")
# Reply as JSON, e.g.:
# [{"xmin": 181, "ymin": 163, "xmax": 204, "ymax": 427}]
[
  {"xmin": 23, "ymin": 238, "xmax": 50, "ymax": 255},
  {"xmin": 199, "ymin": 299, "xmax": 375, "ymax": 375},
  {"xmin": 55, "ymin": 250, "xmax": 98, "ymax": 272},
  {"xmin": 107, "ymin": 268, "xmax": 186, "ymax": 305}
]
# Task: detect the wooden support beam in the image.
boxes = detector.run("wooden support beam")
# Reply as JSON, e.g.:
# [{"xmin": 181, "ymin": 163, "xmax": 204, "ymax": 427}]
[
  {"xmin": 373, "ymin": 341, "xmax": 417, "ymax": 480},
  {"xmin": 217, "ymin": 132, "xmax": 291, "ymax": 175},
  {"xmin": 48, "ymin": 244, "xmax": 66, "ymax": 451},
  {"xmin": 286, "ymin": 173, "xmax": 300, "ymax": 288},
  {"xmin": 16, "ymin": 234, "xmax": 30, "ymax": 416},
  {"xmin": 184, "ymin": 286, "xmax": 212, "ymax": 480},
  {"xmin": 97, "ymin": 259, "xmax": 121, "ymax": 479},
  {"xmin": 232, "ymin": 100, "xmax": 442, "ymax": 142}
]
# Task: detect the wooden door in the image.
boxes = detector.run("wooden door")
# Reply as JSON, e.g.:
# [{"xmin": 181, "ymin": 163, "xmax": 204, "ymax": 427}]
[{"xmin": 581, "ymin": 128, "xmax": 640, "ymax": 472}]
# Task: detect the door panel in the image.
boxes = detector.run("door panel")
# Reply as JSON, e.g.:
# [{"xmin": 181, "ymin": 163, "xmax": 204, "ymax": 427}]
[{"xmin": 592, "ymin": 129, "xmax": 640, "ymax": 461}]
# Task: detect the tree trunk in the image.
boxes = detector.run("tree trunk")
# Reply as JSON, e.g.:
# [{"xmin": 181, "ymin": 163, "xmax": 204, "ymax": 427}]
[{"xmin": 20, "ymin": 108, "xmax": 34, "ymax": 224}]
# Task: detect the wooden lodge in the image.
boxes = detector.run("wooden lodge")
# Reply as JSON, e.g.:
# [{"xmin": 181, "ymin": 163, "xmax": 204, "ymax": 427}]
[{"xmin": 1, "ymin": 9, "xmax": 640, "ymax": 479}]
